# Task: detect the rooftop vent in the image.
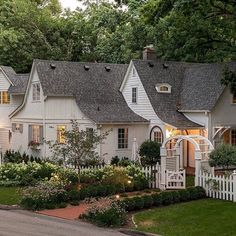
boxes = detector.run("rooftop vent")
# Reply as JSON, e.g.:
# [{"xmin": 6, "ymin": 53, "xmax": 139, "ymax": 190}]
[
  {"xmin": 84, "ymin": 65, "xmax": 90, "ymax": 71},
  {"xmin": 105, "ymin": 66, "xmax": 111, "ymax": 72},
  {"xmin": 148, "ymin": 62, "xmax": 154, "ymax": 67},
  {"xmin": 162, "ymin": 63, "xmax": 168, "ymax": 69},
  {"xmin": 50, "ymin": 63, "xmax": 56, "ymax": 69}
]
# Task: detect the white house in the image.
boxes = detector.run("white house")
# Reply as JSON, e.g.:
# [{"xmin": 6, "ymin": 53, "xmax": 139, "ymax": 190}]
[
  {"xmin": 1, "ymin": 48, "xmax": 235, "ymax": 171},
  {"xmin": 0, "ymin": 66, "xmax": 28, "ymax": 154}
]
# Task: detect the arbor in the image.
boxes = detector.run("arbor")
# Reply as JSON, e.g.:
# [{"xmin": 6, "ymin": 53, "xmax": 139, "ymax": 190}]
[
  {"xmin": 209, "ymin": 144, "xmax": 236, "ymax": 170},
  {"xmin": 48, "ymin": 121, "xmax": 109, "ymax": 173}
]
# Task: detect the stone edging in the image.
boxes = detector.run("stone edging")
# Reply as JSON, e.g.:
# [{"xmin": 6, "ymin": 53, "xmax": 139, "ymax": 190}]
[{"xmin": 119, "ymin": 229, "xmax": 160, "ymax": 236}]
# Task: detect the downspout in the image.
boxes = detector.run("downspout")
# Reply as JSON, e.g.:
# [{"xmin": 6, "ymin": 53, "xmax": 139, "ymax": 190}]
[{"xmin": 43, "ymin": 96, "xmax": 47, "ymax": 159}]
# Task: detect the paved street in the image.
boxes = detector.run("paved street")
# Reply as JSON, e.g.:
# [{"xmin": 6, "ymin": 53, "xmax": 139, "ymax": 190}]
[{"xmin": 0, "ymin": 210, "xmax": 126, "ymax": 236}]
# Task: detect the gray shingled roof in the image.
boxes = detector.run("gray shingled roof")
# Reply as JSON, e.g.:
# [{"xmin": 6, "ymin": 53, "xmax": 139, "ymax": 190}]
[
  {"xmin": 180, "ymin": 62, "xmax": 236, "ymax": 111},
  {"xmin": 132, "ymin": 60, "xmax": 203, "ymax": 129},
  {"xmin": 1, "ymin": 66, "xmax": 29, "ymax": 94},
  {"xmin": 35, "ymin": 59, "xmax": 148, "ymax": 124}
]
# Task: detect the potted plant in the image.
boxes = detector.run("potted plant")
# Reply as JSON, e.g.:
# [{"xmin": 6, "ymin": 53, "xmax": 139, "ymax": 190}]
[{"xmin": 28, "ymin": 141, "xmax": 41, "ymax": 151}]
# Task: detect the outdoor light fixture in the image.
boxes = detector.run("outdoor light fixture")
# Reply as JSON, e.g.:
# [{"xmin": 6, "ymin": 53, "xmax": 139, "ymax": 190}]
[
  {"xmin": 115, "ymin": 195, "xmax": 120, "ymax": 199},
  {"xmin": 127, "ymin": 180, "xmax": 132, "ymax": 184}
]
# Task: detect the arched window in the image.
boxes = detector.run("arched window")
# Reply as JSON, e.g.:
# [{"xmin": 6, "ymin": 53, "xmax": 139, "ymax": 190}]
[
  {"xmin": 150, "ymin": 126, "xmax": 163, "ymax": 144},
  {"xmin": 155, "ymin": 83, "xmax": 171, "ymax": 93}
]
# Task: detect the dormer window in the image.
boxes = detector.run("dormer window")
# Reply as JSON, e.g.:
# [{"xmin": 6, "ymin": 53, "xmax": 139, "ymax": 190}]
[
  {"xmin": 132, "ymin": 87, "xmax": 137, "ymax": 103},
  {"xmin": 156, "ymin": 83, "xmax": 171, "ymax": 94}
]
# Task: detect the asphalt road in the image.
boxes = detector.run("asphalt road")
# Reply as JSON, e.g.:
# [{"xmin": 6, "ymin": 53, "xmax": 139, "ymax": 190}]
[{"xmin": 0, "ymin": 210, "xmax": 127, "ymax": 236}]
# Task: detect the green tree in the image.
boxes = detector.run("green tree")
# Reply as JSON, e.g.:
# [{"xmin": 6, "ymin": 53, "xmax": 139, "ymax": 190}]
[
  {"xmin": 141, "ymin": 0, "xmax": 236, "ymax": 62},
  {"xmin": 48, "ymin": 120, "xmax": 109, "ymax": 175},
  {"xmin": 209, "ymin": 144, "xmax": 236, "ymax": 170}
]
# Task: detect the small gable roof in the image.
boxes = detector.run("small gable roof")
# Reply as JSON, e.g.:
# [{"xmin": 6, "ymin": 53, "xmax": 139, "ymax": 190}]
[
  {"xmin": 1, "ymin": 65, "xmax": 29, "ymax": 94},
  {"xmin": 132, "ymin": 60, "xmax": 203, "ymax": 129},
  {"xmin": 35, "ymin": 59, "xmax": 148, "ymax": 124}
]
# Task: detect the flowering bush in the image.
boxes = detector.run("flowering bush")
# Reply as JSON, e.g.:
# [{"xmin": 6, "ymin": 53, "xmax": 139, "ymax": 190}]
[
  {"xmin": 0, "ymin": 162, "xmax": 78, "ymax": 186},
  {"xmin": 20, "ymin": 182, "xmax": 68, "ymax": 210},
  {"xmin": 80, "ymin": 164, "xmax": 148, "ymax": 191},
  {"xmin": 80, "ymin": 198, "xmax": 127, "ymax": 227}
]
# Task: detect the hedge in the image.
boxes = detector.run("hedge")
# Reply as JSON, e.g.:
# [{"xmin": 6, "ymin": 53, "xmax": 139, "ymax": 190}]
[{"xmin": 120, "ymin": 186, "xmax": 206, "ymax": 211}]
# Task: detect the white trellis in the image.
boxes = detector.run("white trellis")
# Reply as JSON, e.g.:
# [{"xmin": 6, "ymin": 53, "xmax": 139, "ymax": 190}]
[{"xmin": 160, "ymin": 135, "xmax": 214, "ymax": 190}]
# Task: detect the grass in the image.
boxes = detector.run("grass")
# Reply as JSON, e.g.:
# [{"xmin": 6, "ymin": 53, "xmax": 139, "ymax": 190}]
[
  {"xmin": 0, "ymin": 186, "xmax": 21, "ymax": 205},
  {"xmin": 186, "ymin": 175, "xmax": 195, "ymax": 187},
  {"xmin": 133, "ymin": 199, "xmax": 236, "ymax": 236}
]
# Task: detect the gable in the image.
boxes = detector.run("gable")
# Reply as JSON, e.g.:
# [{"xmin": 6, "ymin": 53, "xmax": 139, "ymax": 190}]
[{"xmin": 0, "ymin": 70, "xmax": 11, "ymax": 91}]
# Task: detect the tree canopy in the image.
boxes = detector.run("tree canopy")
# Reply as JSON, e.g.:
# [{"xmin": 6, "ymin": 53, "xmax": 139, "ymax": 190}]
[{"xmin": 0, "ymin": 0, "xmax": 235, "ymax": 73}]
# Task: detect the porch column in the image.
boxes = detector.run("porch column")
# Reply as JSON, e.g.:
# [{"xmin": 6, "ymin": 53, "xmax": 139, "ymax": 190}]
[
  {"xmin": 175, "ymin": 146, "xmax": 180, "ymax": 170},
  {"xmin": 194, "ymin": 150, "xmax": 201, "ymax": 186},
  {"xmin": 160, "ymin": 147, "xmax": 167, "ymax": 190}
]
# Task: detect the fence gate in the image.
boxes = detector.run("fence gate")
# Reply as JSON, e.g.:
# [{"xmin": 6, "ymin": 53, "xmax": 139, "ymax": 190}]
[{"xmin": 166, "ymin": 169, "xmax": 186, "ymax": 189}]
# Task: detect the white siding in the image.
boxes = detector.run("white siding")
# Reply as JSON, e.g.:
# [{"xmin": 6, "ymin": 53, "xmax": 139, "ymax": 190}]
[
  {"xmin": 0, "ymin": 128, "xmax": 10, "ymax": 154},
  {"xmin": 121, "ymin": 63, "xmax": 166, "ymax": 137},
  {"xmin": 183, "ymin": 112, "xmax": 209, "ymax": 129},
  {"xmin": 0, "ymin": 71, "xmax": 11, "ymax": 91}
]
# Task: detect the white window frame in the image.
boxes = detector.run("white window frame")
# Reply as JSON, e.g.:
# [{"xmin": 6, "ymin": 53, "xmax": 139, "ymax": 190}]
[
  {"xmin": 150, "ymin": 126, "xmax": 163, "ymax": 144},
  {"xmin": 156, "ymin": 83, "xmax": 171, "ymax": 94},
  {"xmin": 32, "ymin": 83, "xmax": 41, "ymax": 102},
  {"xmin": 132, "ymin": 87, "xmax": 137, "ymax": 104},
  {"xmin": 0, "ymin": 91, "xmax": 10, "ymax": 104},
  {"xmin": 132, "ymin": 67, "xmax": 137, "ymax": 77},
  {"xmin": 118, "ymin": 128, "xmax": 128, "ymax": 149},
  {"xmin": 32, "ymin": 125, "xmax": 41, "ymax": 143}
]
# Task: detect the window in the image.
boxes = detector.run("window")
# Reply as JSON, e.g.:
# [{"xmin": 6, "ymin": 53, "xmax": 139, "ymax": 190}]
[
  {"xmin": 118, "ymin": 128, "xmax": 128, "ymax": 149},
  {"xmin": 57, "ymin": 125, "xmax": 66, "ymax": 143},
  {"xmin": 0, "ymin": 91, "xmax": 10, "ymax": 104},
  {"xmin": 231, "ymin": 129, "xmax": 236, "ymax": 146},
  {"xmin": 86, "ymin": 128, "xmax": 94, "ymax": 140},
  {"xmin": 132, "ymin": 87, "xmax": 137, "ymax": 103},
  {"xmin": 29, "ymin": 125, "xmax": 43, "ymax": 143},
  {"xmin": 150, "ymin": 126, "xmax": 163, "ymax": 144},
  {"xmin": 156, "ymin": 83, "xmax": 171, "ymax": 93},
  {"xmin": 32, "ymin": 83, "xmax": 40, "ymax": 101},
  {"xmin": 233, "ymin": 92, "xmax": 236, "ymax": 104}
]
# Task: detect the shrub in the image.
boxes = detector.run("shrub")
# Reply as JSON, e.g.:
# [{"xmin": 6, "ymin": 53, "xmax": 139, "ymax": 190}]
[
  {"xmin": 139, "ymin": 140, "xmax": 161, "ymax": 166},
  {"xmin": 20, "ymin": 182, "xmax": 68, "ymax": 210},
  {"xmin": 68, "ymin": 189, "xmax": 80, "ymax": 202},
  {"xmin": 110, "ymin": 156, "xmax": 120, "ymax": 165},
  {"xmin": 209, "ymin": 144, "xmax": 236, "ymax": 169},
  {"xmin": 81, "ymin": 198, "xmax": 127, "ymax": 227},
  {"xmin": 142, "ymin": 195, "xmax": 153, "ymax": 208},
  {"xmin": 120, "ymin": 187, "xmax": 206, "ymax": 212},
  {"xmin": 0, "ymin": 162, "xmax": 78, "ymax": 187}
]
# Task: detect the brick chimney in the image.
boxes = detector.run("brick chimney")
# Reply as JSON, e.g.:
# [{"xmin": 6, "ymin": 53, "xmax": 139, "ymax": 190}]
[{"xmin": 143, "ymin": 44, "xmax": 156, "ymax": 60}]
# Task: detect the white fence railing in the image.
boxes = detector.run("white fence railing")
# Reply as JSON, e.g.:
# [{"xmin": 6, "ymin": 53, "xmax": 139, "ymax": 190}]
[
  {"xmin": 198, "ymin": 170, "xmax": 236, "ymax": 202},
  {"xmin": 79, "ymin": 164, "xmax": 161, "ymax": 189},
  {"xmin": 166, "ymin": 169, "xmax": 186, "ymax": 189}
]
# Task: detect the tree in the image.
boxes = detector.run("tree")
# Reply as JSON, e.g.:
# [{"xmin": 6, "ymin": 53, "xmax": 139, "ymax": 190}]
[
  {"xmin": 209, "ymin": 144, "xmax": 236, "ymax": 170},
  {"xmin": 139, "ymin": 140, "xmax": 161, "ymax": 166},
  {"xmin": 141, "ymin": 0, "xmax": 236, "ymax": 62},
  {"xmin": 48, "ymin": 120, "xmax": 109, "ymax": 175}
]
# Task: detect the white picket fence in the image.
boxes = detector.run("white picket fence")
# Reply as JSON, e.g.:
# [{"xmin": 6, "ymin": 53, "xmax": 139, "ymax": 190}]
[
  {"xmin": 166, "ymin": 169, "xmax": 186, "ymax": 189},
  {"xmin": 198, "ymin": 170, "xmax": 236, "ymax": 202},
  {"xmin": 79, "ymin": 164, "xmax": 161, "ymax": 189}
]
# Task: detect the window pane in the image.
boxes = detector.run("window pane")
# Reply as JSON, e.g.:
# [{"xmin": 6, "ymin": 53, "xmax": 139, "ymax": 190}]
[
  {"xmin": 57, "ymin": 125, "xmax": 66, "ymax": 143},
  {"xmin": 32, "ymin": 125, "xmax": 40, "ymax": 142},
  {"xmin": 232, "ymin": 129, "xmax": 236, "ymax": 146},
  {"xmin": 33, "ymin": 83, "xmax": 40, "ymax": 101},
  {"xmin": 118, "ymin": 128, "xmax": 128, "ymax": 149},
  {"xmin": 233, "ymin": 93, "xmax": 236, "ymax": 104},
  {"xmin": 0, "ymin": 91, "xmax": 10, "ymax": 104},
  {"xmin": 132, "ymin": 88, "xmax": 137, "ymax": 103},
  {"xmin": 160, "ymin": 86, "xmax": 168, "ymax": 91}
]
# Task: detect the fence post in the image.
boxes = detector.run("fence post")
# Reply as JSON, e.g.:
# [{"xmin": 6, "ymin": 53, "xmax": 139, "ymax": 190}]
[
  {"xmin": 160, "ymin": 147, "xmax": 167, "ymax": 190},
  {"xmin": 233, "ymin": 170, "xmax": 236, "ymax": 203}
]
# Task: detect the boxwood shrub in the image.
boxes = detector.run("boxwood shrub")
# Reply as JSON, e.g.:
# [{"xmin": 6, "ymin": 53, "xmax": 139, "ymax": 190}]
[{"xmin": 120, "ymin": 186, "xmax": 206, "ymax": 212}]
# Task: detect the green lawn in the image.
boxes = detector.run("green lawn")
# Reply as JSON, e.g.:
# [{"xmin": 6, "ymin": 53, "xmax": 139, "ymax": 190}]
[
  {"xmin": 134, "ymin": 199, "xmax": 236, "ymax": 236},
  {"xmin": 0, "ymin": 187, "xmax": 21, "ymax": 205}
]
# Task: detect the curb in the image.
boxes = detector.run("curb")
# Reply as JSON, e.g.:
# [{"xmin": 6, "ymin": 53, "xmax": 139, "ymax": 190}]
[
  {"xmin": 0, "ymin": 204, "xmax": 21, "ymax": 210},
  {"xmin": 119, "ymin": 229, "xmax": 160, "ymax": 236}
]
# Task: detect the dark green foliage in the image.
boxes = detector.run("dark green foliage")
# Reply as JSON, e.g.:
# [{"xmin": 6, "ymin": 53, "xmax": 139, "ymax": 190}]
[
  {"xmin": 110, "ymin": 156, "xmax": 120, "ymax": 165},
  {"xmin": 68, "ymin": 189, "xmax": 80, "ymax": 202},
  {"xmin": 221, "ymin": 67, "xmax": 236, "ymax": 94},
  {"xmin": 209, "ymin": 144, "xmax": 236, "ymax": 169},
  {"xmin": 121, "ymin": 187, "xmax": 206, "ymax": 212},
  {"xmin": 139, "ymin": 140, "xmax": 161, "ymax": 166},
  {"xmin": 110, "ymin": 156, "xmax": 133, "ymax": 167}
]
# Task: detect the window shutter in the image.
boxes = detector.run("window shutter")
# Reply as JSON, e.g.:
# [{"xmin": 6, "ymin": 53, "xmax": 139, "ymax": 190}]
[
  {"xmin": 19, "ymin": 124, "xmax": 23, "ymax": 133},
  {"xmin": 28, "ymin": 125, "xmax": 32, "ymax": 143},
  {"xmin": 12, "ymin": 123, "xmax": 16, "ymax": 132},
  {"xmin": 39, "ymin": 126, "xmax": 43, "ymax": 143}
]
